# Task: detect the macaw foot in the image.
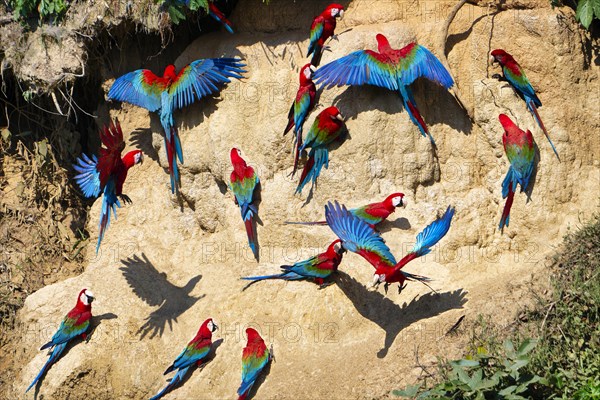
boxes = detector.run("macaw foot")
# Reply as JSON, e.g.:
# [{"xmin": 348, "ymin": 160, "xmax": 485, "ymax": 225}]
[
  {"xmin": 398, "ymin": 283, "xmax": 407, "ymax": 294},
  {"xmin": 491, "ymin": 73, "xmax": 507, "ymax": 82},
  {"xmin": 234, "ymin": 197, "xmax": 238, "ymax": 206},
  {"xmin": 323, "ymin": 45, "xmax": 333, "ymax": 53},
  {"xmin": 317, "ymin": 280, "xmax": 334, "ymax": 290},
  {"xmin": 269, "ymin": 344, "xmax": 275, "ymax": 362},
  {"xmin": 383, "ymin": 282, "xmax": 390, "ymax": 294},
  {"xmin": 81, "ymin": 332, "xmax": 87, "ymax": 341},
  {"xmin": 196, "ymin": 360, "xmax": 204, "ymax": 367},
  {"xmin": 331, "ymin": 34, "xmax": 339, "ymax": 42},
  {"xmin": 119, "ymin": 194, "xmax": 132, "ymax": 205}
]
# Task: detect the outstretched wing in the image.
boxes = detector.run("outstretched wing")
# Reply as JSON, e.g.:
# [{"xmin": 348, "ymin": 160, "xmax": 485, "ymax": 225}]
[
  {"xmin": 313, "ymin": 50, "xmax": 398, "ymax": 90},
  {"xmin": 394, "ymin": 43, "xmax": 454, "ymax": 88},
  {"xmin": 168, "ymin": 57, "xmax": 246, "ymax": 111},
  {"xmin": 73, "ymin": 153, "xmax": 101, "ymax": 198},
  {"xmin": 96, "ymin": 119, "xmax": 126, "ymax": 189},
  {"xmin": 411, "ymin": 206, "xmax": 455, "ymax": 257},
  {"xmin": 107, "ymin": 69, "xmax": 166, "ymax": 112},
  {"xmin": 325, "ymin": 201, "xmax": 396, "ymax": 268}
]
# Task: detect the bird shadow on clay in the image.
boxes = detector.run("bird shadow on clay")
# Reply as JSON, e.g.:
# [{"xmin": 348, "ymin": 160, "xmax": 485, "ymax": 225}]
[
  {"xmin": 120, "ymin": 253, "xmax": 205, "ymax": 340},
  {"xmin": 333, "ymin": 271, "xmax": 468, "ymax": 359},
  {"xmin": 29, "ymin": 312, "xmax": 118, "ymax": 399},
  {"xmin": 378, "ymin": 217, "xmax": 412, "ymax": 234},
  {"xmin": 129, "ymin": 127, "xmax": 159, "ymax": 162},
  {"xmin": 149, "ymin": 338, "xmax": 224, "ymax": 399}
]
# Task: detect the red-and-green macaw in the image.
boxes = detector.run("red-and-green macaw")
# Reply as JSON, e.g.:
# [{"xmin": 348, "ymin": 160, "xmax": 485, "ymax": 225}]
[
  {"xmin": 295, "ymin": 106, "xmax": 345, "ymax": 194},
  {"xmin": 307, "ymin": 3, "xmax": 344, "ymax": 66},
  {"xmin": 313, "ymin": 34, "xmax": 454, "ymax": 145},
  {"xmin": 241, "ymin": 239, "xmax": 345, "ymax": 288},
  {"xmin": 73, "ymin": 119, "xmax": 143, "ymax": 253},
  {"xmin": 26, "ymin": 289, "xmax": 94, "ymax": 393},
  {"xmin": 229, "ymin": 148, "xmax": 260, "ymax": 260},
  {"xmin": 149, "ymin": 318, "xmax": 218, "ymax": 400},
  {"xmin": 491, "ymin": 49, "xmax": 559, "ymax": 160},
  {"xmin": 107, "ymin": 57, "xmax": 245, "ymax": 193},
  {"xmin": 498, "ymin": 114, "xmax": 535, "ymax": 231},
  {"xmin": 284, "ymin": 63, "xmax": 317, "ymax": 176},
  {"xmin": 325, "ymin": 201, "xmax": 455, "ymax": 294},
  {"xmin": 237, "ymin": 328, "xmax": 272, "ymax": 400},
  {"xmin": 285, "ymin": 193, "xmax": 406, "ymax": 228}
]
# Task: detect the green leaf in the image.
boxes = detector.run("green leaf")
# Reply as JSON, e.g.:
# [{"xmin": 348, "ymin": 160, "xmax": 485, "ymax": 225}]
[
  {"xmin": 592, "ymin": 0, "xmax": 600, "ymax": 20},
  {"xmin": 516, "ymin": 338, "xmax": 537, "ymax": 356},
  {"xmin": 451, "ymin": 359, "xmax": 480, "ymax": 367},
  {"xmin": 498, "ymin": 385, "xmax": 517, "ymax": 396},
  {"xmin": 392, "ymin": 384, "xmax": 421, "ymax": 397},
  {"xmin": 577, "ymin": 0, "xmax": 594, "ymax": 29},
  {"xmin": 38, "ymin": 140, "xmax": 48, "ymax": 157}
]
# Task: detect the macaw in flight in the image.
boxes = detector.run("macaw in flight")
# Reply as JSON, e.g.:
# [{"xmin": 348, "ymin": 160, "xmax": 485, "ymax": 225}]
[
  {"xmin": 241, "ymin": 239, "xmax": 345, "ymax": 289},
  {"xmin": 307, "ymin": 3, "xmax": 345, "ymax": 66},
  {"xmin": 295, "ymin": 106, "xmax": 345, "ymax": 195},
  {"xmin": 108, "ymin": 57, "xmax": 245, "ymax": 193},
  {"xmin": 149, "ymin": 318, "xmax": 218, "ymax": 400},
  {"xmin": 26, "ymin": 289, "xmax": 94, "ymax": 393},
  {"xmin": 237, "ymin": 328, "xmax": 273, "ymax": 400},
  {"xmin": 313, "ymin": 34, "xmax": 454, "ymax": 145},
  {"xmin": 74, "ymin": 119, "xmax": 143, "ymax": 252},
  {"xmin": 284, "ymin": 63, "xmax": 317, "ymax": 176},
  {"xmin": 285, "ymin": 193, "xmax": 406, "ymax": 228},
  {"xmin": 229, "ymin": 148, "xmax": 260, "ymax": 260},
  {"xmin": 490, "ymin": 49, "xmax": 559, "ymax": 160},
  {"xmin": 325, "ymin": 200, "xmax": 455, "ymax": 294},
  {"xmin": 497, "ymin": 114, "xmax": 535, "ymax": 231}
]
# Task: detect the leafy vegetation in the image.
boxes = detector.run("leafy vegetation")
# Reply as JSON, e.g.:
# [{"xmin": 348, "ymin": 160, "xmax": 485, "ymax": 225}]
[
  {"xmin": 7, "ymin": 0, "xmax": 69, "ymax": 22},
  {"xmin": 575, "ymin": 0, "xmax": 600, "ymax": 29},
  {"xmin": 156, "ymin": 0, "xmax": 209, "ymax": 25},
  {"xmin": 394, "ymin": 214, "xmax": 600, "ymax": 399}
]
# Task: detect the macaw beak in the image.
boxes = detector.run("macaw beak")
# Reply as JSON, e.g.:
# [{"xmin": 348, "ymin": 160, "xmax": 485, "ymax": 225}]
[
  {"xmin": 371, "ymin": 275, "xmax": 380, "ymax": 288},
  {"xmin": 87, "ymin": 295, "xmax": 95, "ymax": 304},
  {"xmin": 399, "ymin": 198, "xmax": 407, "ymax": 208},
  {"xmin": 139, "ymin": 153, "xmax": 144, "ymax": 165},
  {"xmin": 489, "ymin": 54, "xmax": 497, "ymax": 66},
  {"xmin": 335, "ymin": 113, "xmax": 344, "ymax": 122},
  {"xmin": 212, "ymin": 322, "xmax": 219, "ymax": 332},
  {"xmin": 339, "ymin": 9, "xmax": 344, "ymax": 19}
]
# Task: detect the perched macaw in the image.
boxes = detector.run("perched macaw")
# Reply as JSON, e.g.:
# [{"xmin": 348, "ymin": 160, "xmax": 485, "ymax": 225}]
[
  {"xmin": 497, "ymin": 114, "xmax": 535, "ymax": 231},
  {"xmin": 74, "ymin": 119, "xmax": 143, "ymax": 252},
  {"xmin": 149, "ymin": 318, "xmax": 218, "ymax": 400},
  {"xmin": 241, "ymin": 239, "xmax": 346, "ymax": 288},
  {"xmin": 313, "ymin": 34, "xmax": 454, "ymax": 145},
  {"xmin": 229, "ymin": 148, "xmax": 260, "ymax": 260},
  {"xmin": 284, "ymin": 64, "xmax": 318, "ymax": 176},
  {"xmin": 325, "ymin": 201, "xmax": 455, "ymax": 293},
  {"xmin": 490, "ymin": 49, "xmax": 558, "ymax": 160},
  {"xmin": 285, "ymin": 192, "xmax": 406, "ymax": 228},
  {"xmin": 26, "ymin": 289, "xmax": 94, "ymax": 393},
  {"xmin": 108, "ymin": 57, "xmax": 245, "ymax": 193},
  {"xmin": 295, "ymin": 106, "xmax": 345, "ymax": 194},
  {"xmin": 307, "ymin": 3, "xmax": 345, "ymax": 66},
  {"xmin": 237, "ymin": 328, "xmax": 272, "ymax": 400}
]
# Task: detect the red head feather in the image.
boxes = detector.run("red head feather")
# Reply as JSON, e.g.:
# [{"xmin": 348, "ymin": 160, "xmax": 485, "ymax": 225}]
[
  {"xmin": 197, "ymin": 318, "xmax": 218, "ymax": 339},
  {"xmin": 299, "ymin": 63, "xmax": 316, "ymax": 85}
]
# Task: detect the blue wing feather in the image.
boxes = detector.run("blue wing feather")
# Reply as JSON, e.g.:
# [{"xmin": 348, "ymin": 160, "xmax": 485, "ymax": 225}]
[
  {"xmin": 107, "ymin": 70, "xmax": 162, "ymax": 112},
  {"xmin": 412, "ymin": 206, "xmax": 455, "ymax": 256},
  {"xmin": 398, "ymin": 45, "xmax": 454, "ymax": 88},
  {"xmin": 96, "ymin": 179, "xmax": 121, "ymax": 253},
  {"xmin": 325, "ymin": 200, "xmax": 397, "ymax": 264},
  {"xmin": 73, "ymin": 153, "xmax": 101, "ymax": 198}
]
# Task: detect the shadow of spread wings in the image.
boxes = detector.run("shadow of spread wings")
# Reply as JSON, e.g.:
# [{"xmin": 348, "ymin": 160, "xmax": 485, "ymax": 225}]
[{"xmin": 120, "ymin": 253, "xmax": 171, "ymax": 307}]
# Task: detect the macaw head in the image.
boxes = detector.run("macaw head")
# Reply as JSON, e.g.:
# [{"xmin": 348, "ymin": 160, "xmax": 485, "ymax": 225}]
[
  {"xmin": 123, "ymin": 150, "xmax": 144, "ymax": 169},
  {"xmin": 230, "ymin": 147, "xmax": 245, "ymax": 165},
  {"xmin": 78, "ymin": 288, "xmax": 95, "ymax": 307},
  {"xmin": 163, "ymin": 64, "xmax": 178, "ymax": 82},
  {"xmin": 490, "ymin": 49, "xmax": 512, "ymax": 67},
  {"xmin": 328, "ymin": 239, "xmax": 346, "ymax": 255},
  {"xmin": 300, "ymin": 63, "xmax": 317, "ymax": 83},
  {"xmin": 386, "ymin": 193, "xmax": 406, "ymax": 208},
  {"xmin": 200, "ymin": 318, "xmax": 218, "ymax": 335},
  {"xmin": 371, "ymin": 272, "xmax": 386, "ymax": 288},
  {"xmin": 375, "ymin": 33, "xmax": 392, "ymax": 53},
  {"xmin": 245, "ymin": 327, "xmax": 265, "ymax": 345},
  {"xmin": 323, "ymin": 106, "xmax": 343, "ymax": 122},
  {"xmin": 326, "ymin": 3, "xmax": 344, "ymax": 19}
]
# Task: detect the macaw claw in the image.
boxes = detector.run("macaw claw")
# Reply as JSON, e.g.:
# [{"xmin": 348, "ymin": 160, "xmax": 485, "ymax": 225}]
[{"xmin": 119, "ymin": 194, "xmax": 132, "ymax": 204}]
